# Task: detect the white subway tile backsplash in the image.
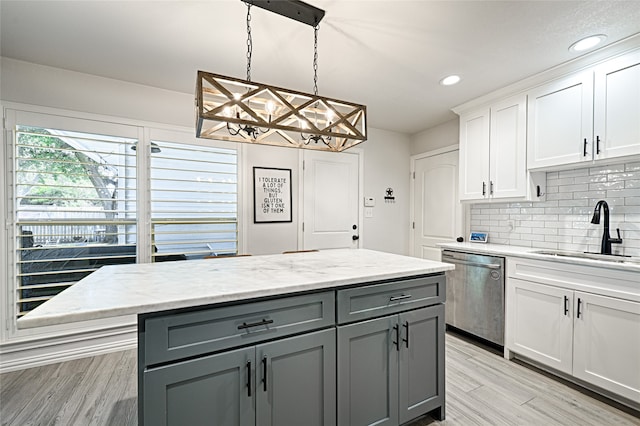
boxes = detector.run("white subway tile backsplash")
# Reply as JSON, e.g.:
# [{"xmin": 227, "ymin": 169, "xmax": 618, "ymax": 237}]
[{"xmin": 469, "ymin": 162, "xmax": 640, "ymax": 254}]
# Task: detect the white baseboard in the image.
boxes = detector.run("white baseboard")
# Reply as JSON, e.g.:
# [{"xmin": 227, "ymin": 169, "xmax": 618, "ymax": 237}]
[{"xmin": 0, "ymin": 327, "xmax": 137, "ymax": 373}]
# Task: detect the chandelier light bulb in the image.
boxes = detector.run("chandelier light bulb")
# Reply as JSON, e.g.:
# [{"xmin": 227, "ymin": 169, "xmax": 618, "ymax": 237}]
[
  {"xmin": 265, "ymin": 100, "xmax": 275, "ymax": 114},
  {"xmin": 325, "ymin": 109, "xmax": 334, "ymax": 122}
]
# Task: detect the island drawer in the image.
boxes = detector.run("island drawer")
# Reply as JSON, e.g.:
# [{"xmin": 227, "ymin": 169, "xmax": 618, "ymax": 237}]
[
  {"xmin": 143, "ymin": 291, "xmax": 335, "ymax": 366},
  {"xmin": 336, "ymin": 275, "xmax": 445, "ymax": 324}
]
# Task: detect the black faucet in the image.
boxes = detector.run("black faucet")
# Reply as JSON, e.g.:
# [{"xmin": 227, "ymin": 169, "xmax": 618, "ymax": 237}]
[{"xmin": 590, "ymin": 200, "xmax": 623, "ymax": 255}]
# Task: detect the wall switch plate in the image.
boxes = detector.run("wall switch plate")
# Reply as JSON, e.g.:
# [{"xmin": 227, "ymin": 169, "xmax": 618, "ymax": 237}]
[
  {"xmin": 365, "ymin": 207, "xmax": 374, "ymax": 218},
  {"xmin": 364, "ymin": 197, "xmax": 375, "ymax": 207}
]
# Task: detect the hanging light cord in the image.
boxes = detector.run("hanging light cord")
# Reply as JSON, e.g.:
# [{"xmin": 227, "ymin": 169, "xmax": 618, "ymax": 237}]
[
  {"xmin": 313, "ymin": 24, "xmax": 319, "ymax": 95},
  {"xmin": 246, "ymin": 4, "xmax": 253, "ymax": 82}
]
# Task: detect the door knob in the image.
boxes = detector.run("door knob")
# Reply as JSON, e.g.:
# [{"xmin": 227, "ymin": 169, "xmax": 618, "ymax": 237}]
[{"xmin": 352, "ymin": 235, "xmax": 359, "ymax": 241}]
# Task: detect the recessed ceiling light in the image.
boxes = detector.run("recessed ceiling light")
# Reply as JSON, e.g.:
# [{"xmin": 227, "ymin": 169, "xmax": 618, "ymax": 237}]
[
  {"xmin": 440, "ymin": 75, "xmax": 461, "ymax": 86},
  {"xmin": 569, "ymin": 35, "xmax": 607, "ymax": 52}
]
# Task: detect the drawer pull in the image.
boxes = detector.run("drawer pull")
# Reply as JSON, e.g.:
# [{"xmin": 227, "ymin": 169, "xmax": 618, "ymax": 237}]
[
  {"xmin": 389, "ymin": 294, "xmax": 412, "ymax": 302},
  {"xmin": 238, "ymin": 319, "xmax": 274, "ymax": 330}
]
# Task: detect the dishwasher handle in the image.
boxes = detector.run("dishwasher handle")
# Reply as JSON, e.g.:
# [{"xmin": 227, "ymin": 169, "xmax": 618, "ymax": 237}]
[{"xmin": 441, "ymin": 256, "xmax": 502, "ymax": 270}]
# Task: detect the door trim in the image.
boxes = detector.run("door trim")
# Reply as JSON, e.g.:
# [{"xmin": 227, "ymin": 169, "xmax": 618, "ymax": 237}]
[
  {"xmin": 297, "ymin": 148, "xmax": 364, "ymax": 251},
  {"xmin": 409, "ymin": 145, "xmax": 465, "ymax": 257}
]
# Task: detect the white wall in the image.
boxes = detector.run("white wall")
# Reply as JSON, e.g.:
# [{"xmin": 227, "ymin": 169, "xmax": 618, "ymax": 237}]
[
  {"xmin": 362, "ymin": 128, "xmax": 411, "ymax": 255},
  {"xmin": 410, "ymin": 118, "xmax": 459, "ymax": 155}
]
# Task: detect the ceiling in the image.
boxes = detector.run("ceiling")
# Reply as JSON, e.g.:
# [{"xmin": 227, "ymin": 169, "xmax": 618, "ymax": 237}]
[{"xmin": 2, "ymin": 1, "xmax": 640, "ymax": 135}]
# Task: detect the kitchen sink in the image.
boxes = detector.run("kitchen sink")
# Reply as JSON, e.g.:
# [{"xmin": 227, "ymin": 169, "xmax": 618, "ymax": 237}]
[{"xmin": 531, "ymin": 249, "xmax": 640, "ymax": 265}]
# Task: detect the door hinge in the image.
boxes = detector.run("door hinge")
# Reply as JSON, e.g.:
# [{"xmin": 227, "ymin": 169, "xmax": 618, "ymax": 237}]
[
  {"xmin": 302, "ymin": 222, "xmax": 304, "ymax": 232},
  {"xmin": 412, "ymin": 171, "xmax": 415, "ymax": 179},
  {"xmin": 412, "ymin": 222, "xmax": 415, "ymax": 229},
  {"xmin": 302, "ymin": 160, "xmax": 305, "ymax": 170}
]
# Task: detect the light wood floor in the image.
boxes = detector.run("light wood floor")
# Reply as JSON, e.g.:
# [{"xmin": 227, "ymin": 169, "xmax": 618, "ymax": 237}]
[{"xmin": 1, "ymin": 333, "xmax": 638, "ymax": 425}]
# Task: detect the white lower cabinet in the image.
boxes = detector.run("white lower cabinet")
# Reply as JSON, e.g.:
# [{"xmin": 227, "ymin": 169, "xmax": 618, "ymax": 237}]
[
  {"xmin": 506, "ymin": 262, "xmax": 640, "ymax": 404},
  {"xmin": 572, "ymin": 292, "xmax": 640, "ymax": 402},
  {"xmin": 506, "ymin": 278, "xmax": 573, "ymax": 374}
]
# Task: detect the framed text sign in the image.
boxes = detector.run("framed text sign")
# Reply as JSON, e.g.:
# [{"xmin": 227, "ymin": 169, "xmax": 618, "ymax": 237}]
[{"xmin": 253, "ymin": 167, "xmax": 292, "ymax": 223}]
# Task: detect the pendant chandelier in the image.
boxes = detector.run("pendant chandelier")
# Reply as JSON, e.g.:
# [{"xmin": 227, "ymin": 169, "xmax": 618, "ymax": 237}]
[{"xmin": 195, "ymin": 0, "xmax": 367, "ymax": 152}]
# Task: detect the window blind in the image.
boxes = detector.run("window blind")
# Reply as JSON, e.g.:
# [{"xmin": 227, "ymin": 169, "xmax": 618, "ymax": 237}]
[
  {"xmin": 149, "ymin": 140, "xmax": 238, "ymax": 260},
  {"xmin": 15, "ymin": 125, "xmax": 137, "ymax": 316}
]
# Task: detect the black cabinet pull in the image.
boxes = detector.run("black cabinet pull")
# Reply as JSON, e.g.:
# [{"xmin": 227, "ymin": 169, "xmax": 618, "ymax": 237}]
[
  {"xmin": 238, "ymin": 319, "xmax": 274, "ymax": 330},
  {"xmin": 596, "ymin": 135, "xmax": 601, "ymax": 154},
  {"xmin": 402, "ymin": 321, "xmax": 409, "ymax": 348},
  {"xmin": 247, "ymin": 361, "xmax": 252, "ymax": 397},
  {"xmin": 392, "ymin": 324, "xmax": 400, "ymax": 351},
  {"xmin": 482, "ymin": 181, "xmax": 486, "ymax": 196},
  {"xmin": 489, "ymin": 181, "xmax": 494, "ymax": 195},
  {"xmin": 563, "ymin": 296, "xmax": 569, "ymax": 316},
  {"xmin": 389, "ymin": 294, "xmax": 412, "ymax": 302},
  {"xmin": 577, "ymin": 298, "xmax": 582, "ymax": 319},
  {"xmin": 262, "ymin": 356, "xmax": 268, "ymax": 392},
  {"xmin": 583, "ymin": 138, "xmax": 588, "ymax": 156}
]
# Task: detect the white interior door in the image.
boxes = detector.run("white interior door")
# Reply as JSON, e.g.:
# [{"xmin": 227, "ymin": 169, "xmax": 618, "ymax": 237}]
[
  {"xmin": 303, "ymin": 150, "xmax": 360, "ymax": 250},
  {"xmin": 411, "ymin": 149, "xmax": 462, "ymax": 261}
]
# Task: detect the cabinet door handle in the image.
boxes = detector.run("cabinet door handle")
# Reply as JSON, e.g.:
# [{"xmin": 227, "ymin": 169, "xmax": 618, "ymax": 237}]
[
  {"xmin": 402, "ymin": 321, "xmax": 409, "ymax": 348},
  {"xmin": 261, "ymin": 356, "xmax": 268, "ymax": 392},
  {"xmin": 482, "ymin": 181, "xmax": 486, "ymax": 196},
  {"xmin": 238, "ymin": 319, "xmax": 274, "ymax": 330},
  {"xmin": 392, "ymin": 324, "xmax": 400, "ymax": 351},
  {"xmin": 596, "ymin": 135, "xmax": 601, "ymax": 154},
  {"xmin": 583, "ymin": 138, "xmax": 588, "ymax": 157},
  {"xmin": 247, "ymin": 361, "xmax": 252, "ymax": 397},
  {"xmin": 577, "ymin": 298, "xmax": 582, "ymax": 319},
  {"xmin": 563, "ymin": 296, "xmax": 569, "ymax": 316},
  {"xmin": 389, "ymin": 294, "xmax": 412, "ymax": 302},
  {"xmin": 489, "ymin": 181, "xmax": 494, "ymax": 195}
]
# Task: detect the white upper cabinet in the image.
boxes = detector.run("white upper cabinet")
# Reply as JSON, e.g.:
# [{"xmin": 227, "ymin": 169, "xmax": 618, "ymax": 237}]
[
  {"xmin": 459, "ymin": 107, "xmax": 490, "ymax": 200},
  {"xmin": 528, "ymin": 49, "xmax": 640, "ymax": 170},
  {"xmin": 490, "ymin": 95, "xmax": 528, "ymax": 199},
  {"xmin": 527, "ymin": 71, "xmax": 594, "ymax": 169},
  {"xmin": 459, "ymin": 94, "xmax": 541, "ymax": 202},
  {"xmin": 593, "ymin": 50, "xmax": 640, "ymax": 160}
]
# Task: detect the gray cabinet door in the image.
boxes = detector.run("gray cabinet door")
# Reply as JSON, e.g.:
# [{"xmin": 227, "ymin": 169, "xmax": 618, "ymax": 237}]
[
  {"xmin": 398, "ymin": 304, "xmax": 445, "ymax": 424},
  {"xmin": 256, "ymin": 328, "xmax": 336, "ymax": 426},
  {"xmin": 143, "ymin": 346, "xmax": 255, "ymax": 426},
  {"xmin": 337, "ymin": 316, "xmax": 398, "ymax": 426}
]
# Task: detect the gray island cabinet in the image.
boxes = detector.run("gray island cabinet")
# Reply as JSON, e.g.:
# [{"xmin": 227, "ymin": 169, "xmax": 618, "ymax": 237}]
[
  {"xmin": 17, "ymin": 249, "xmax": 452, "ymax": 426},
  {"xmin": 138, "ymin": 273, "xmax": 446, "ymax": 426}
]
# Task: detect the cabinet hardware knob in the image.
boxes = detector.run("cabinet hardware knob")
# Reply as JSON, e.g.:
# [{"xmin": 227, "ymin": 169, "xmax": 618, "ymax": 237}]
[
  {"xmin": 596, "ymin": 135, "xmax": 601, "ymax": 154},
  {"xmin": 482, "ymin": 181, "xmax": 486, "ymax": 196},
  {"xmin": 564, "ymin": 296, "xmax": 569, "ymax": 316},
  {"xmin": 402, "ymin": 321, "xmax": 409, "ymax": 348},
  {"xmin": 583, "ymin": 138, "xmax": 588, "ymax": 157}
]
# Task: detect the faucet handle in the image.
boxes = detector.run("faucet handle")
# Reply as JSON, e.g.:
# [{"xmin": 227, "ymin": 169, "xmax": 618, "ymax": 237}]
[{"xmin": 610, "ymin": 228, "xmax": 623, "ymax": 244}]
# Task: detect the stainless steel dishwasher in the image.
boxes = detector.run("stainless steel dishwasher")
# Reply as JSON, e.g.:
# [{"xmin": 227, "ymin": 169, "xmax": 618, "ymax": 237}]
[{"xmin": 441, "ymin": 249, "xmax": 505, "ymax": 346}]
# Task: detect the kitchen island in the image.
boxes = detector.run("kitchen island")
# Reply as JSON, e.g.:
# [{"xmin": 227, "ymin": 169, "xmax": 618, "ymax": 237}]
[{"xmin": 19, "ymin": 249, "xmax": 454, "ymax": 426}]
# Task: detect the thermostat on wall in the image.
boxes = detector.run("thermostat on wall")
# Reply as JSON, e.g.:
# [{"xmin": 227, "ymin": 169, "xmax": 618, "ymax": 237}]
[{"xmin": 469, "ymin": 232, "xmax": 489, "ymax": 243}]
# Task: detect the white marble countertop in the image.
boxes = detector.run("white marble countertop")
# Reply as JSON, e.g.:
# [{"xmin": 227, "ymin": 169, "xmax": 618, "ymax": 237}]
[
  {"xmin": 438, "ymin": 242, "xmax": 640, "ymax": 273},
  {"xmin": 18, "ymin": 248, "xmax": 454, "ymax": 329}
]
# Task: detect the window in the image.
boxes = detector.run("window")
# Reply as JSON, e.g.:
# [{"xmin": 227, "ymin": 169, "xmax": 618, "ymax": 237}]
[
  {"xmin": 149, "ymin": 138, "xmax": 238, "ymax": 260},
  {"xmin": 7, "ymin": 111, "xmax": 239, "ymax": 319}
]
